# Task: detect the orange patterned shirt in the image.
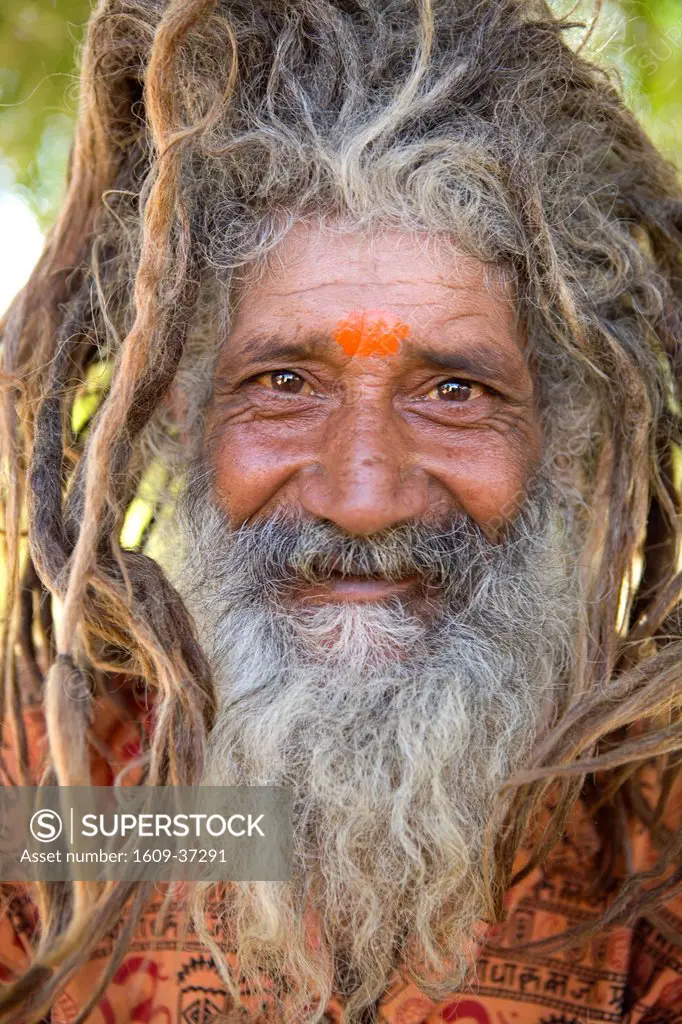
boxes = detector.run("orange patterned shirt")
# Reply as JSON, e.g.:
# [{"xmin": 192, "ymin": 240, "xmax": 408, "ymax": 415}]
[{"xmin": 1, "ymin": 697, "xmax": 681, "ymax": 1024}]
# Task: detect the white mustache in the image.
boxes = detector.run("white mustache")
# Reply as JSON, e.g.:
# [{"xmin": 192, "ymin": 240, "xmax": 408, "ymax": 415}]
[{"xmin": 176, "ymin": 475, "xmax": 557, "ymax": 618}]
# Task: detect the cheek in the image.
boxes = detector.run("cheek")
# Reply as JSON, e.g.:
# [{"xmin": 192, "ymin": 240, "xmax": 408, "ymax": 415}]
[
  {"xmin": 425, "ymin": 424, "xmax": 542, "ymax": 529},
  {"xmin": 206, "ymin": 401, "xmax": 542, "ymax": 530},
  {"xmin": 207, "ymin": 417, "xmax": 313, "ymax": 523}
]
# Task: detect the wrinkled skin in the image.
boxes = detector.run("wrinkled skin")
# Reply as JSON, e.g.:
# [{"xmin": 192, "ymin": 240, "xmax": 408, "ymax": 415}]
[{"xmin": 206, "ymin": 222, "xmax": 541, "ymax": 605}]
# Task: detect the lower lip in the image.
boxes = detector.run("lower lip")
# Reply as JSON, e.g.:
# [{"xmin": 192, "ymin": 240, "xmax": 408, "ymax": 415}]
[{"xmin": 298, "ymin": 575, "xmax": 420, "ymax": 604}]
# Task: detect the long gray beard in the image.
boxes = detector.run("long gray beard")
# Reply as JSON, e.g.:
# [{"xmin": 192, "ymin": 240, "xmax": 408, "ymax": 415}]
[{"xmin": 163, "ymin": 473, "xmax": 579, "ymax": 1021}]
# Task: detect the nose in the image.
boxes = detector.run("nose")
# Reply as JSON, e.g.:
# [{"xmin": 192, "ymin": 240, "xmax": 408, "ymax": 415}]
[{"xmin": 297, "ymin": 401, "xmax": 429, "ymax": 535}]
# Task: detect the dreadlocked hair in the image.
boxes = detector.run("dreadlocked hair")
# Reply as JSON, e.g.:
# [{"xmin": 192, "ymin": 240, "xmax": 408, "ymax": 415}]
[{"xmin": 0, "ymin": 0, "xmax": 680, "ymax": 1020}]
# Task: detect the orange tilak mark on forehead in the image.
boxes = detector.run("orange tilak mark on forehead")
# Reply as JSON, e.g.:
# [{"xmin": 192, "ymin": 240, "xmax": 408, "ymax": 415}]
[{"xmin": 332, "ymin": 309, "xmax": 410, "ymax": 358}]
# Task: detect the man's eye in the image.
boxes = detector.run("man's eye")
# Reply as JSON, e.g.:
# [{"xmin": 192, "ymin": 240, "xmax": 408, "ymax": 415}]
[
  {"xmin": 254, "ymin": 370, "xmax": 314, "ymax": 395},
  {"xmin": 425, "ymin": 378, "xmax": 485, "ymax": 402}
]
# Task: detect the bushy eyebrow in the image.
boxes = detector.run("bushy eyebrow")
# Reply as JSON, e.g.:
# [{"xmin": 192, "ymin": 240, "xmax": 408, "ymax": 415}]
[
  {"xmin": 230, "ymin": 332, "xmax": 329, "ymax": 364},
  {"xmin": 227, "ymin": 330, "xmax": 530, "ymax": 392}
]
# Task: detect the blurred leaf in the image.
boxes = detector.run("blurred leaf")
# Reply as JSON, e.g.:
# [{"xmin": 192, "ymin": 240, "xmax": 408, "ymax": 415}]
[
  {"xmin": 618, "ymin": 0, "xmax": 682, "ymax": 162},
  {"xmin": 0, "ymin": 0, "xmax": 90, "ymax": 225},
  {"xmin": 70, "ymin": 359, "xmax": 113, "ymax": 435}
]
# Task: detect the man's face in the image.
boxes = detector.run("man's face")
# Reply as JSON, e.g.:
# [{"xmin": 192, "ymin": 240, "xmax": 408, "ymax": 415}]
[
  {"xmin": 205, "ymin": 221, "xmax": 541, "ymax": 611},
  {"xmin": 172, "ymin": 222, "xmax": 575, "ymax": 1006}
]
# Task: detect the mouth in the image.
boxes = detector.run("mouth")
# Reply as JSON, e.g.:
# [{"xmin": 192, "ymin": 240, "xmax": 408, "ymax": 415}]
[{"xmin": 297, "ymin": 571, "xmax": 421, "ymax": 604}]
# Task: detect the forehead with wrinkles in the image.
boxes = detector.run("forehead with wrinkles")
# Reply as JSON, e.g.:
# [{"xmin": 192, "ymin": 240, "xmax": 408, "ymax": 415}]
[{"xmin": 226, "ymin": 221, "xmax": 524, "ymax": 375}]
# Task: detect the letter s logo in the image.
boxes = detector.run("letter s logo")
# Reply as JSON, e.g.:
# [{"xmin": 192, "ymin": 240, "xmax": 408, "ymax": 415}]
[{"xmin": 30, "ymin": 809, "xmax": 63, "ymax": 843}]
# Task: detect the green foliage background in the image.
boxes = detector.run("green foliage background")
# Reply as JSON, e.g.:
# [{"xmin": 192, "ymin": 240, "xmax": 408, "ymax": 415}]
[
  {"xmin": 0, "ymin": 0, "xmax": 88, "ymax": 225},
  {"xmin": 0, "ymin": 0, "xmax": 680, "ymax": 228}
]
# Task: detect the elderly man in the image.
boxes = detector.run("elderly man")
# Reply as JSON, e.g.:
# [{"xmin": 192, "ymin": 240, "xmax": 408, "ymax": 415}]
[{"xmin": 0, "ymin": 0, "xmax": 681, "ymax": 1021}]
